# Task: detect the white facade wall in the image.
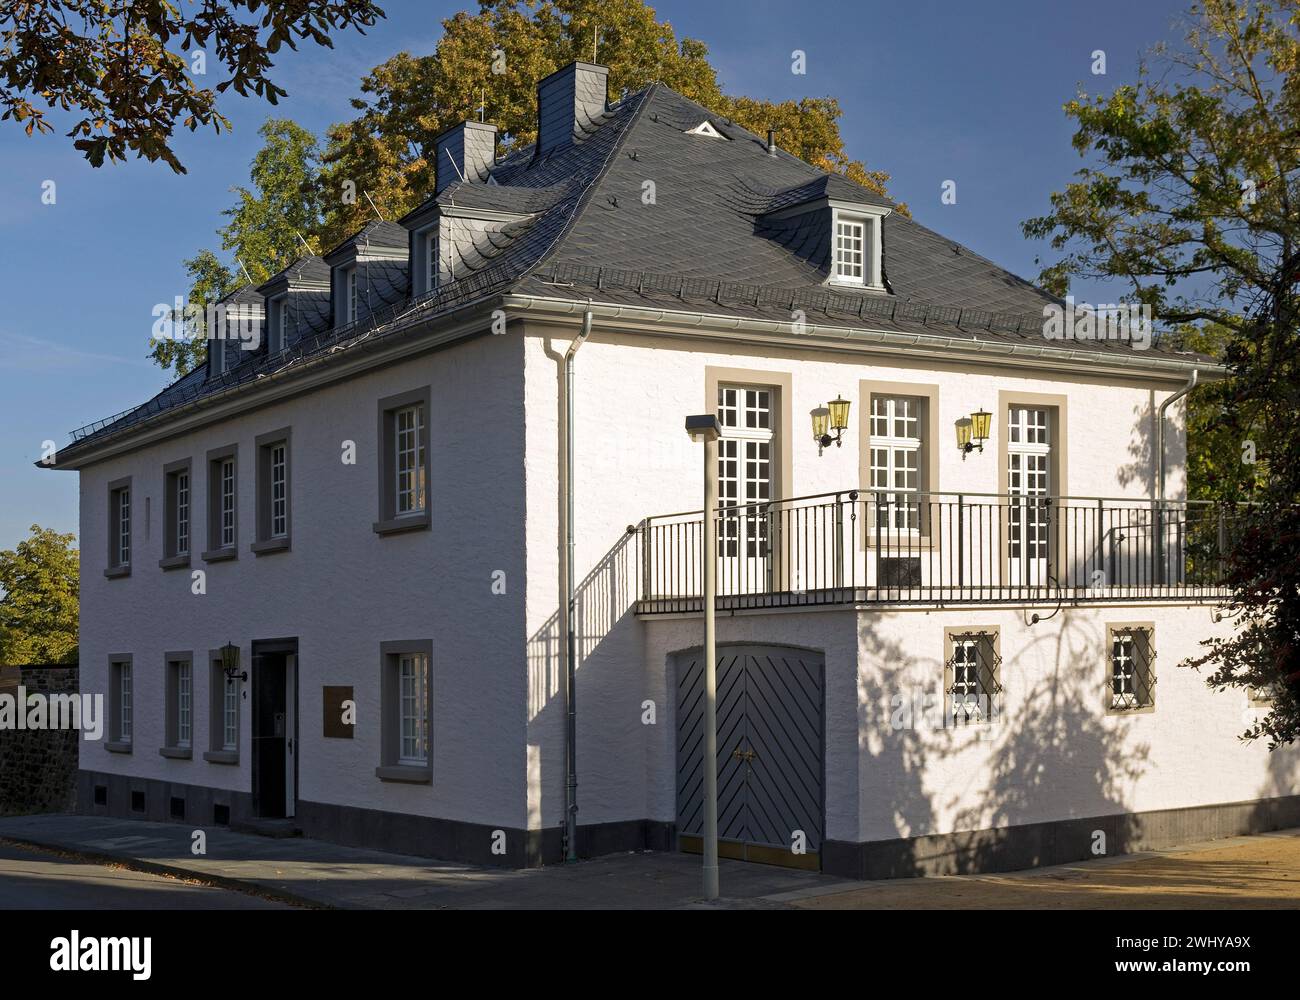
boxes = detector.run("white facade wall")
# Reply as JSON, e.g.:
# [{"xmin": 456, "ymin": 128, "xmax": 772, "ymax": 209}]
[
  {"xmin": 520, "ymin": 320, "xmax": 1245, "ymax": 841},
  {"xmin": 640, "ymin": 605, "xmax": 1300, "ymax": 847},
  {"xmin": 79, "ymin": 332, "xmax": 530, "ymax": 828}
]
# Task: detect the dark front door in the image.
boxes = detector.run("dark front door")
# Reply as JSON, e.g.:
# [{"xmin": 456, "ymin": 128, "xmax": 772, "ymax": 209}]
[
  {"xmin": 675, "ymin": 646, "xmax": 825, "ymax": 870},
  {"xmin": 253, "ymin": 653, "xmax": 287, "ymax": 818}
]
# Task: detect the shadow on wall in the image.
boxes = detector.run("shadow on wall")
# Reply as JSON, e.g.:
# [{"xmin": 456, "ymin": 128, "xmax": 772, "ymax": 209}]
[
  {"xmin": 1116, "ymin": 391, "xmax": 1159, "ymax": 495},
  {"xmin": 526, "ymin": 529, "xmax": 640, "ymax": 849},
  {"xmin": 858, "ymin": 612, "xmax": 1150, "ymax": 877}
]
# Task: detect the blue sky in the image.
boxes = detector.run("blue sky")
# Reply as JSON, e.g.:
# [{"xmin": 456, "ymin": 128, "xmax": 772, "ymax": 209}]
[{"xmin": 0, "ymin": 0, "xmax": 1192, "ymax": 553}]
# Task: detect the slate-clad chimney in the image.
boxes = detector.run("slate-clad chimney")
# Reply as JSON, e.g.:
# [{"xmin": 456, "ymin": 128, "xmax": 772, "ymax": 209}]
[
  {"xmin": 535, "ymin": 61, "xmax": 609, "ymax": 160},
  {"xmin": 434, "ymin": 120, "xmax": 498, "ymax": 195}
]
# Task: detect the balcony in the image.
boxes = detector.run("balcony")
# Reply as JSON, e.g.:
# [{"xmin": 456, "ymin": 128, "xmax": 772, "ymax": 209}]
[{"xmin": 635, "ymin": 490, "xmax": 1238, "ymax": 614}]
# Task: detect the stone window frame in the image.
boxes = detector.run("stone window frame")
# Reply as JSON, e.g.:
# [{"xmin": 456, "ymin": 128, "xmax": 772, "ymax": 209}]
[
  {"xmin": 160, "ymin": 650, "xmax": 194, "ymax": 758},
  {"xmin": 203, "ymin": 443, "xmax": 239, "ymax": 563},
  {"xmin": 251, "ymin": 427, "xmax": 292, "ymax": 555},
  {"xmin": 204, "ymin": 647, "xmax": 240, "ymax": 764},
  {"xmin": 106, "ymin": 654, "xmax": 133, "ymax": 753},
  {"xmin": 375, "ymin": 639, "xmax": 433, "ymax": 784},
  {"xmin": 159, "ymin": 458, "xmax": 192, "ymax": 570},
  {"xmin": 104, "ymin": 476, "xmax": 132, "ymax": 578},
  {"xmin": 374, "ymin": 386, "xmax": 432, "ymax": 535}
]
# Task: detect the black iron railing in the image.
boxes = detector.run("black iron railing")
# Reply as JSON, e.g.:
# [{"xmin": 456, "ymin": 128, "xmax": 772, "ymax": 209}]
[{"xmin": 636, "ymin": 490, "xmax": 1242, "ymax": 613}]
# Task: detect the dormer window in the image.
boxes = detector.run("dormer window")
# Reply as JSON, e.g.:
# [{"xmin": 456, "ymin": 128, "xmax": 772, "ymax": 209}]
[
  {"xmin": 268, "ymin": 295, "xmax": 289, "ymax": 354},
  {"xmin": 829, "ymin": 206, "xmax": 886, "ymax": 289},
  {"xmin": 345, "ymin": 267, "xmax": 358, "ymax": 323},
  {"xmin": 425, "ymin": 230, "xmax": 438, "ymax": 294},
  {"xmin": 835, "ymin": 218, "xmax": 865, "ymax": 283}
]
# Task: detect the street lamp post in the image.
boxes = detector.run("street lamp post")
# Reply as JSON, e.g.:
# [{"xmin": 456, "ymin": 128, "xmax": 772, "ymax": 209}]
[{"xmin": 685, "ymin": 413, "xmax": 722, "ymax": 901}]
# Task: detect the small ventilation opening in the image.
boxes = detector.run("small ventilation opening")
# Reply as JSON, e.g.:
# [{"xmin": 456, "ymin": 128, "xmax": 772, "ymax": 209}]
[
  {"xmin": 130, "ymin": 790, "xmax": 145, "ymax": 813},
  {"xmin": 213, "ymin": 803, "xmax": 230, "ymax": 826},
  {"xmin": 170, "ymin": 796, "xmax": 186, "ymax": 820},
  {"xmin": 93, "ymin": 785, "xmax": 107, "ymax": 806}
]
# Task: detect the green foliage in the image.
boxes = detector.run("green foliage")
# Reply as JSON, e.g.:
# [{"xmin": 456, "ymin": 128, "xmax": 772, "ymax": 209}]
[
  {"xmin": 316, "ymin": 0, "xmax": 902, "ymax": 245},
  {"xmin": 1025, "ymin": 0, "xmax": 1300, "ymax": 745},
  {"xmin": 0, "ymin": 526, "xmax": 78, "ymax": 666},
  {"xmin": 1, "ymin": 0, "xmax": 385, "ymax": 173}
]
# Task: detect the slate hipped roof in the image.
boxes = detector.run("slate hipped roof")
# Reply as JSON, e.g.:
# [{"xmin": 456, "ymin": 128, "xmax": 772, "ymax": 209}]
[{"xmin": 54, "ymin": 75, "xmax": 1208, "ymax": 462}]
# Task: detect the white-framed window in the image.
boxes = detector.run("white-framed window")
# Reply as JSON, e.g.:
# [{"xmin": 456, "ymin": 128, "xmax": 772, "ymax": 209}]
[
  {"xmin": 219, "ymin": 457, "xmax": 235, "ymax": 548},
  {"xmin": 426, "ymin": 232, "xmax": 438, "ymax": 293},
  {"xmin": 395, "ymin": 403, "xmax": 427, "ymax": 515},
  {"xmin": 177, "ymin": 661, "xmax": 192, "ymax": 747},
  {"xmin": 869, "ymin": 395, "xmax": 922, "ymax": 531},
  {"xmin": 277, "ymin": 298, "xmax": 289, "ymax": 351},
  {"xmin": 175, "ymin": 471, "xmax": 189, "ymax": 555},
  {"xmin": 716, "ymin": 385, "xmax": 773, "ymax": 563},
  {"xmin": 119, "ymin": 490, "xmax": 130, "ymax": 563},
  {"xmin": 271, "ymin": 443, "xmax": 287, "ymax": 538},
  {"xmin": 835, "ymin": 218, "xmax": 865, "ymax": 283},
  {"xmin": 1110, "ymin": 625, "xmax": 1155, "ymax": 711},
  {"xmin": 1007, "ymin": 406, "xmax": 1051, "ymax": 575},
  {"xmin": 398, "ymin": 653, "xmax": 430, "ymax": 765},
  {"xmin": 346, "ymin": 267, "xmax": 358, "ymax": 323},
  {"xmin": 115, "ymin": 660, "xmax": 133, "ymax": 744},
  {"xmin": 223, "ymin": 675, "xmax": 239, "ymax": 751},
  {"xmin": 109, "ymin": 483, "xmax": 131, "ymax": 569}
]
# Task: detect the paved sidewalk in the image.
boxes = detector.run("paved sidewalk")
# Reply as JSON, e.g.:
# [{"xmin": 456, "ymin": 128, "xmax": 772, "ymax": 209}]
[
  {"xmin": 0, "ymin": 814, "xmax": 837, "ymax": 909},
  {"xmin": 788, "ymin": 828, "xmax": 1300, "ymax": 909},
  {"xmin": 3, "ymin": 814, "xmax": 1296, "ymax": 909}
]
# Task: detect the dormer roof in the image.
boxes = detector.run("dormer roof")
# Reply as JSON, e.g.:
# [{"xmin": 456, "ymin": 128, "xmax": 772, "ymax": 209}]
[
  {"xmin": 321, "ymin": 220, "xmax": 409, "ymax": 266},
  {"xmin": 256, "ymin": 255, "xmax": 331, "ymax": 298}
]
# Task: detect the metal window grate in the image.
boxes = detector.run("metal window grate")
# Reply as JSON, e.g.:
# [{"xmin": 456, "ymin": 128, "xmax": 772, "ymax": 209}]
[
  {"xmin": 1111, "ymin": 627, "xmax": 1155, "ymax": 710},
  {"xmin": 946, "ymin": 631, "xmax": 1002, "ymax": 725}
]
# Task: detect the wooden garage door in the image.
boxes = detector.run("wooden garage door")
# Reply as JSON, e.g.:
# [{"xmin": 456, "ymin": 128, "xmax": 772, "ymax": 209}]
[{"xmin": 675, "ymin": 646, "xmax": 825, "ymax": 870}]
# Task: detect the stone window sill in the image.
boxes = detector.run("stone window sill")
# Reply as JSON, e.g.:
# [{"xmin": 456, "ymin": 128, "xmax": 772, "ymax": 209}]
[
  {"xmin": 159, "ymin": 746, "xmax": 192, "ymax": 759},
  {"xmin": 203, "ymin": 750, "xmax": 239, "ymax": 765},
  {"xmin": 105, "ymin": 740, "xmax": 133, "ymax": 754},
  {"xmin": 251, "ymin": 536, "xmax": 291, "ymax": 556},
  {"xmin": 201, "ymin": 547, "xmax": 238, "ymax": 563},
  {"xmin": 375, "ymin": 764, "xmax": 431, "ymax": 784},
  {"xmin": 373, "ymin": 512, "xmax": 431, "ymax": 536},
  {"xmin": 158, "ymin": 553, "xmax": 191, "ymax": 571},
  {"xmin": 103, "ymin": 565, "xmax": 131, "ymax": 579}
]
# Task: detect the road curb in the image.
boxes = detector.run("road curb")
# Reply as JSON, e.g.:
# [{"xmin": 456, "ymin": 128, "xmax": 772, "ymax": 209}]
[{"xmin": 0, "ymin": 835, "xmax": 333, "ymax": 910}]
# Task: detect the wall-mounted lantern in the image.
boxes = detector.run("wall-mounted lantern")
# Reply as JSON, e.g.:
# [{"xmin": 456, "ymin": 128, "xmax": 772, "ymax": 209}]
[
  {"xmin": 956, "ymin": 409, "xmax": 992, "ymax": 459},
  {"xmin": 812, "ymin": 395, "xmax": 851, "ymax": 455},
  {"xmin": 220, "ymin": 641, "xmax": 247, "ymax": 685}
]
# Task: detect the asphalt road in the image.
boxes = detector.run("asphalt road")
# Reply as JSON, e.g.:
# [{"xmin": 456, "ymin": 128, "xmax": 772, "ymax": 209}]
[{"xmin": 0, "ymin": 841, "xmax": 290, "ymax": 909}]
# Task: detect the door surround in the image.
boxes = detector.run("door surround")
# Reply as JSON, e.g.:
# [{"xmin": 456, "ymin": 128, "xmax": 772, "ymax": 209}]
[{"xmin": 251, "ymin": 637, "xmax": 298, "ymax": 820}]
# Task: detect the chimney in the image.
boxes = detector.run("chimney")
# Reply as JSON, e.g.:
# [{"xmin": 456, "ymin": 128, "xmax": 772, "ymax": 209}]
[
  {"xmin": 767, "ymin": 130, "xmax": 777, "ymax": 156},
  {"xmin": 535, "ymin": 61, "xmax": 609, "ymax": 160},
  {"xmin": 434, "ymin": 120, "xmax": 498, "ymax": 195}
]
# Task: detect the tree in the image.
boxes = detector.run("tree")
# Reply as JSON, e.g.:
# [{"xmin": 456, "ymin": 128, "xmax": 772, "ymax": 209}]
[
  {"xmin": 0, "ymin": 525, "xmax": 78, "ymax": 666},
  {"xmin": 1, "ymin": 0, "xmax": 385, "ymax": 173},
  {"xmin": 316, "ymin": 0, "xmax": 901, "ymax": 245},
  {"xmin": 151, "ymin": 119, "xmax": 322, "ymax": 377},
  {"xmin": 1023, "ymin": 0, "xmax": 1300, "ymax": 745}
]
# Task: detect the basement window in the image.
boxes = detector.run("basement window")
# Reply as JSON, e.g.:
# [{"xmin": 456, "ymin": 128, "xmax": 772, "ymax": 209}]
[
  {"xmin": 1109, "ymin": 625, "xmax": 1155, "ymax": 712},
  {"xmin": 945, "ymin": 629, "xmax": 1002, "ymax": 726}
]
